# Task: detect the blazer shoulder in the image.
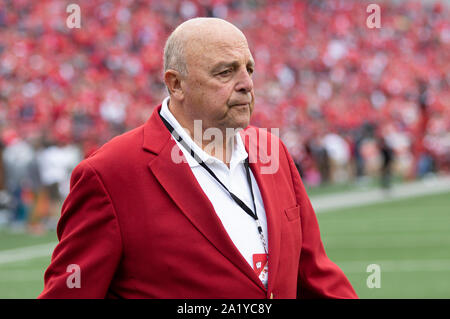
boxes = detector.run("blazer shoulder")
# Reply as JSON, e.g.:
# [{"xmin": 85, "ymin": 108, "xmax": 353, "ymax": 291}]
[
  {"xmin": 242, "ymin": 125, "xmax": 281, "ymax": 139},
  {"xmin": 83, "ymin": 124, "xmax": 147, "ymax": 174},
  {"xmin": 241, "ymin": 125, "xmax": 284, "ymax": 150}
]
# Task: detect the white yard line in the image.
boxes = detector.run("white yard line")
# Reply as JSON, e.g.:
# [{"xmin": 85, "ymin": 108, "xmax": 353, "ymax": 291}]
[
  {"xmin": 335, "ymin": 258, "xmax": 450, "ymax": 273},
  {"xmin": 0, "ymin": 269, "xmax": 46, "ymax": 282},
  {"xmin": 310, "ymin": 175, "xmax": 450, "ymax": 213},
  {"xmin": 0, "ymin": 242, "xmax": 57, "ymax": 265}
]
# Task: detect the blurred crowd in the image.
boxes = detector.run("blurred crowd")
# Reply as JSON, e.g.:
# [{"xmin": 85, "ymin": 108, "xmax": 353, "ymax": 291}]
[{"xmin": 0, "ymin": 0, "xmax": 449, "ymax": 232}]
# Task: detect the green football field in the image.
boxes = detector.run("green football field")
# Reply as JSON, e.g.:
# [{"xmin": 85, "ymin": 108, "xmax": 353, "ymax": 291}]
[{"xmin": 0, "ymin": 191, "xmax": 449, "ymax": 299}]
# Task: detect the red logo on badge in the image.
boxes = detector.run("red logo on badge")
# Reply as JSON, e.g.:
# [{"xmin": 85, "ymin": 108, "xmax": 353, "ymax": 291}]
[{"xmin": 252, "ymin": 253, "xmax": 268, "ymax": 277}]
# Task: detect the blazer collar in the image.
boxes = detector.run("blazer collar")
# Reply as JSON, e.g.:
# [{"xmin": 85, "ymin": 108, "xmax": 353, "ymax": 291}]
[{"xmin": 142, "ymin": 105, "xmax": 171, "ymax": 155}]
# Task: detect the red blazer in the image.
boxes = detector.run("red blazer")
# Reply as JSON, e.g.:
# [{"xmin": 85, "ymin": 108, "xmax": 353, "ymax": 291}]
[{"xmin": 39, "ymin": 105, "xmax": 357, "ymax": 299}]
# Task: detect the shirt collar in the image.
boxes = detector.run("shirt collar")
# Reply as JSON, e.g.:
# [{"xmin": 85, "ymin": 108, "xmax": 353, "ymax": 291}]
[{"xmin": 159, "ymin": 96, "xmax": 248, "ymax": 169}]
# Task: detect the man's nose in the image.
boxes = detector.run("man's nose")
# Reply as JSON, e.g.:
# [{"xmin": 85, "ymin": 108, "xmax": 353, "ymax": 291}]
[{"xmin": 235, "ymin": 67, "xmax": 254, "ymax": 93}]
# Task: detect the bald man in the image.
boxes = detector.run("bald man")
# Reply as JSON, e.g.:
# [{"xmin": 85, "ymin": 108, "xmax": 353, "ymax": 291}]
[{"xmin": 39, "ymin": 18, "xmax": 357, "ymax": 299}]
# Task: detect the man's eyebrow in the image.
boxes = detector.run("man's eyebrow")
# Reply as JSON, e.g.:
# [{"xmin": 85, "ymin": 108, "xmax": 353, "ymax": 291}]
[
  {"xmin": 211, "ymin": 59, "xmax": 255, "ymax": 72},
  {"xmin": 211, "ymin": 61, "xmax": 237, "ymax": 72}
]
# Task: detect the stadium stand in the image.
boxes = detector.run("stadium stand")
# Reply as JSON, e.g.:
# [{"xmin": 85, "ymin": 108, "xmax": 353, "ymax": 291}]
[{"xmin": 0, "ymin": 0, "xmax": 448, "ymax": 231}]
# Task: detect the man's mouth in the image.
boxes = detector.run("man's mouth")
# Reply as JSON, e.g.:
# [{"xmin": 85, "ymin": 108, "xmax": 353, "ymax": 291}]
[{"xmin": 230, "ymin": 102, "xmax": 250, "ymax": 107}]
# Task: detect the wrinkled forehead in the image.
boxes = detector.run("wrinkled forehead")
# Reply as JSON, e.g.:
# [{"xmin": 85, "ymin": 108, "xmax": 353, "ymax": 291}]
[{"xmin": 184, "ymin": 27, "xmax": 253, "ymax": 69}]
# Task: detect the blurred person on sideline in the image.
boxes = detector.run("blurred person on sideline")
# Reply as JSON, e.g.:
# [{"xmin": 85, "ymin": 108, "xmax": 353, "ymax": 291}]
[
  {"xmin": 0, "ymin": 139, "xmax": 12, "ymax": 227},
  {"xmin": 377, "ymin": 134, "xmax": 394, "ymax": 190},
  {"xmin": 36, "ymin": 137, "xmax": 82, "ymax": 231},
  {"xmin": 353, "ymin": 123, "xmax": 375, "ymax": 184},
  {"xmin": 321, "ymin": 132, "xmax": 351, "ymax": 184},
  {"xmin": 414, "ymin": 80, "xmax": 432, "ymax": 178},
  {"xmin": 39, "ymin": 18, "xmax": 356, "ymax": 299},
  {"xmin": 2, "ymin": 130, "xmax": 41, "ymax": 231},
  {"xmin": 0, "ymin": 139, "xmax": 4, "ymax": 190},
  {"xmin": 305, "ymin": 137, "xmax": 330, "ymax": 185}
]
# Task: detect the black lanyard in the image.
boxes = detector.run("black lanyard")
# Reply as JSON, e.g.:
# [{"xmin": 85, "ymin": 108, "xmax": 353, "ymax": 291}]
[{"xmin": 159, "ymin": 112, "xmax": 268, "ymax": 254}]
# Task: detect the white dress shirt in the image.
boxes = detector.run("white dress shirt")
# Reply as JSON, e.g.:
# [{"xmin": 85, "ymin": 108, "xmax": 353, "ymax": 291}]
[{"xmin": 159, "ymin": 96, "xmax": 269, "ymax": 287}]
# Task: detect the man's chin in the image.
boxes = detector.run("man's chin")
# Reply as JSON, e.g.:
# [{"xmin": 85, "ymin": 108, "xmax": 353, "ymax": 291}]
[
  {"xmin": 230, "ymin": 108, "xmax": 251, "ymax": 127},
  {"xmin": 231, "ymin": 119, "xmax": 250, "ymax": 131}
]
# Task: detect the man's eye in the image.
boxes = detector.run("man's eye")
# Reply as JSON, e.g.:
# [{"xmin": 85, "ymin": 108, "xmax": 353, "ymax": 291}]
[
  {"xmin": 247, "ymin": 68, "xmax": 254, "ymax": 75},
  {"xmin": 218, "ymin": 69, "xmax": 232, "ymax": 76}
]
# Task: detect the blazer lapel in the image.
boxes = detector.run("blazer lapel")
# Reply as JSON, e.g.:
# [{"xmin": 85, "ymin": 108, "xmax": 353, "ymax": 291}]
[
  {"xmin": 240, "ymin": 128, "xmax": 282, "ymax": 295},
  {"xmin": 143, "ymin": 106, "xmax": 266, "ymax": 291}
]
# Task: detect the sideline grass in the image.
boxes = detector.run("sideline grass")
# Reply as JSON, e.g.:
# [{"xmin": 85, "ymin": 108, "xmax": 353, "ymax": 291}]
[
  {"xmin": 0, "ymin": 230, "xmax": 57, "ymax": 251},
  {"xmin": 317, "ymin": 191, "xmax": 450, "ymax": 298}
]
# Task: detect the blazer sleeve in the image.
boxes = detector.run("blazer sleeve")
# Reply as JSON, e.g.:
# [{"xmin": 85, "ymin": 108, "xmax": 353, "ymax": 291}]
[
  {"xmin": 281, "ymin": 142, "xmax": 358, "ymax": 299},
  {"xmin": 38, "ymin": 160, "xmax": 122, "ymax": 298}
]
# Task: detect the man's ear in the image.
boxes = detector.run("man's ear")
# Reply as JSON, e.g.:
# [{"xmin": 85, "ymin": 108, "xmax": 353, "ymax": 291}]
[{"xmin": 164, "ymin": 70, "xmax": 184, "ymax": 101}]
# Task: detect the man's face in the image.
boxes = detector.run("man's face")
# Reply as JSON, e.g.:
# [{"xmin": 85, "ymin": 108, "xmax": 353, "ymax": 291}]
[{"xmin": 180, "ymin": 33, "xmax": 255, "ymax": 133}]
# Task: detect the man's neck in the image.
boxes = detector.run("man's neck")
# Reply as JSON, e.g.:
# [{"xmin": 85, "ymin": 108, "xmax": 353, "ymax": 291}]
[{"xmin": 168, "ymin": 101, "xmax": 234, "ymax": 168}]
